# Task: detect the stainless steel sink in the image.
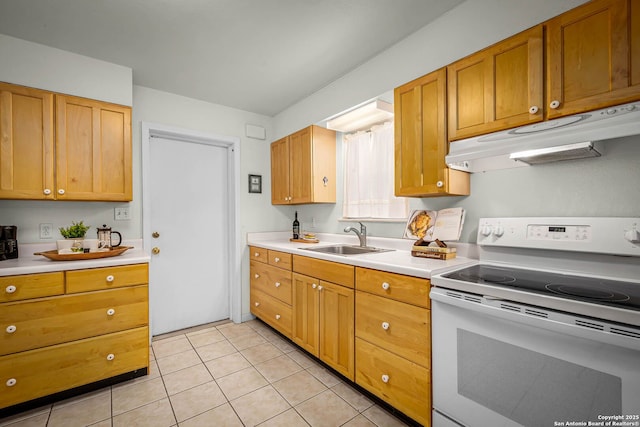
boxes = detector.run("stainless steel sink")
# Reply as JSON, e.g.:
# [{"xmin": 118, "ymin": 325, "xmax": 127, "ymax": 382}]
[{"xmin": 301, "ymin": 245, "xmax": 393, "ymax": 256}]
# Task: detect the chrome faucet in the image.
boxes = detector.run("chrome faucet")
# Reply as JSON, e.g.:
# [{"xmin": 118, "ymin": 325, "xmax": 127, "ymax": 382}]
[{"xmin": 344, "ymin": 222, "xmax": 367, "ymax": 247}]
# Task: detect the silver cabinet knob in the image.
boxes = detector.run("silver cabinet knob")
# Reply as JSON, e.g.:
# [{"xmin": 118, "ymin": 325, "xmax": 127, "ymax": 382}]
[
  {"xmin": 550, "ymin": 100, "xmax": 560, "ymax": 109},
  {"xmin": 528, "ymin": 105, "xmax": 539, "ymax": 114},
  {"xmin": 43, "ymin": 189, "xmax": 52, "ymax": 195},
  {"xmin": 58, "ymin": 189, "xmax": 65, "ymax": 195},
  {"xmin": 381, "ymin": 282, "xmax": 390, "ymax": 290},
  {"xmin": 6, "ymin": 325, "xmax": 17, "ymax": 334},
  {"xmin": 107, "ymin": 308, "xmax": 116, "ymax": 316},
  {"xmin": 106, "ymin": 275, "xmax": 115, "ymax": 283},
  {"xmin": 381, "ymin": 374, "xmax": 389, "ymax": 383},
  {"xmin": 6, "ymin": 378, "xmax": 17, "ymax": 387},
  {"xmin": 436, "ymin": 181, "xmax": 444, "ymax": 188},
  {"xmin": 5, "ymin": 285, "xmax": 16, "ymax": 294},
  {"xmin": 106, "ymin": 353, "xmax": 115, "ymax": 361},
  {"xmin": 381, "ymin": 322, "xmax": 390, "ymax": 330}
]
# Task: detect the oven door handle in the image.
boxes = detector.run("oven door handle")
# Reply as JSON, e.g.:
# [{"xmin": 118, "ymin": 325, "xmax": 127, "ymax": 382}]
[{"xmin": 430, "ymin": 287, "xmax": 640, "ymax": 351}]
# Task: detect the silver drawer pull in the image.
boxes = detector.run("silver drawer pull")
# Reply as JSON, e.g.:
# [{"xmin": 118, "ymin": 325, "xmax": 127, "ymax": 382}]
[
  {"xmin": 106, "ymin": 353, "xmax": 115, "ymax": 361},
  {"xmin": 106, "ymin": 275, "xmax": 115, "ymax": 283},
  {"xmin": 6, "ymin": 378, "xmax": 17, "ymax": 387},
  {"xmin": 107, "ymin": 308, "xmax": 116, "ymax": 316},
  {"xmin": 6, "ymin": 325, "xmax": 17, "ymax": 334},
  {"xmin": 274, "ymin": 257, "xmax": 280, "ymax": 263},
  {"xmin": 381, "ymin": 282, "xmax": 390, "ymax": 290},
  {"xmin": 381, "ymin": 374, "xmax": 389, "ymax": 383},
  {"xmin": 381, "ymin": 322, "xmax": 390, "ymax": 330},
  {"xmin": 5, "ymin": 285, "xmax": 16, "ymax": 294}
]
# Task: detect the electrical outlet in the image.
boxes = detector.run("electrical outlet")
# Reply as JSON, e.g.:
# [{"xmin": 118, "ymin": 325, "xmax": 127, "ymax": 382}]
[
  {"xmin": 39, "ymin": 223, "xmax": 54, "ymax": 239},
  {"xmin": 114, "ymin": 207, "xmax": 131, "ymax": 220}
]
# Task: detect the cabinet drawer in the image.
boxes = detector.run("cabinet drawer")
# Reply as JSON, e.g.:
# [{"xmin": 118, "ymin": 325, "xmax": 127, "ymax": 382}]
[
  {"xmin": 293, "ymin": 255, "xmax": 354, "ymax": 288},
  {"xmin": 250, "ymin": 260, "xmax": 292, "ymax": 305},
  {"xmin": 355, "ymin": 338, "xmax": 430, "ymax": 427},
  {"xmin": 0, "ymin": 286, "xmax": 148, "ymax": 355},
  {"xmin": 0, "ymin": 327, "xmax": 148, "ymax": 409},
  {"xmin": 355, "ymin": 291, "xmax": 430, "ymax": 367},
  {"xmin": 66, "ymin": 264, "xmax": 148, "ymax": 293},
  {"xmin": 355, "ymin": 267, "xmax": 430, "ymax": 308},
  {"xmin": 0, "ymin": 272, "xmax": 64, "ymax": 303},
  {"xmin": 250, "ymin": 288, "xmax": 292, "ymax": 338},
  {"xmin": 249, "ymin": 246, "xmax": 268, "ymax": 264},
  {"xmin": 268, "ymin": 250, "xmax": 292, "ymax": 270}
]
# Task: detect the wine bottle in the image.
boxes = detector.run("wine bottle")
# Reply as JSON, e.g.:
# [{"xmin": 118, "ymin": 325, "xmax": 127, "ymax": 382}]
[{"xmin": 293, "ymin": 211, "xmax": 300, "ymax": 239}]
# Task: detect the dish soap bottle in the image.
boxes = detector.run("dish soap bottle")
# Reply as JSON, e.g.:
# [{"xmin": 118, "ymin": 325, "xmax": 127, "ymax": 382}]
[{"xmin": 292, "ymin": 211, "xmax": 300, "ymax": 240}]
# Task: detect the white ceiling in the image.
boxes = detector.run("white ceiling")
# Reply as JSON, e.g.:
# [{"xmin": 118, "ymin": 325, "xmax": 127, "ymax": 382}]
[{"xmin": 0, "ymin": 0, "xmax": 463, "ymax": 116}]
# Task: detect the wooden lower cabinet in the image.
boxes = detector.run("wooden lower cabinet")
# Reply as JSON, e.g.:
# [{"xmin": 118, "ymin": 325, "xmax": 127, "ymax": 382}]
[
  {"xmin": 0, "ymin": 327, "xmax": 148, "ymax": 409},
  {"xmin": 250, "ymin": 251, "xmax": 432, "ymax": 425},
  {"xmin": 356, "ymin": 267, "xmax": 432, "ymax": 426},
  {"xmin": 249, "ymin": 246, "xmax": 293, "ymax": 338},
  {"xmin": 250, "ymin": 288, "xmax": 292, "ymax": 337},
  {"xmin": 292, "ymin": 273, "xmax": 355, "ymax": 380},
  {"xmin": 355, "ymin": 291, "xmax": 430, "ymax": 368},
  {"xmin": 0, "ymin": 264, "xmax": 149, "ymax": 413},
  {"xmin": 356, "ymin": 338, "xmax": 431, "ymax": 426}
]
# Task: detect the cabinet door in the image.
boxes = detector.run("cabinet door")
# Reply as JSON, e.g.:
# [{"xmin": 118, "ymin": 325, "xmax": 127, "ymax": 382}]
[
  {"xmin": 289, "ymin": 127, "xmax": 313, "ymax": 204},
  {"xmin": 55, "ymin": 95, "xmax": 132, "ymax": 201},
  {"xmin": 292, "ymin": 273, "xmax": 319, "ymax": 356},
  {"xmin": 319, "ymin": 281, "xmax": 354, "ymax": 380},
  {"xmin": 546, "ymin": 0, "xmax": 640, "ymax": 118},
  {"xmin": 270, "ymin": 136, "xmax": 290, "ymax": 204},
  {"xmin": 447, "ymin": 25, "xmax": 543, "ymax": 140},
  {"xmin": 0, "ymin": 83, "xmax": 54, "ymax": 200},
  {"xmin": 394, "ymin": 69, "xmax": 469, "ymax": 197}
]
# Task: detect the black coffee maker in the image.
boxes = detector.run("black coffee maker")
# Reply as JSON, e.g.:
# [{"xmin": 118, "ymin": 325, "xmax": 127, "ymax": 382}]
[{"xmin": 0, "ymin": 226, "xmax": 18, "ymax": 260}]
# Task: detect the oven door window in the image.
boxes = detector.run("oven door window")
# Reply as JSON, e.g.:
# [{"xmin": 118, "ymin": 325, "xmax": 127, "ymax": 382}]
[
  {"xmin": 431, "ymin": 299, "xmax": 640, "ymax": 427},
  {"xmin": 458, "ymin": 329, "xmax": 620, "ymax": 426}
]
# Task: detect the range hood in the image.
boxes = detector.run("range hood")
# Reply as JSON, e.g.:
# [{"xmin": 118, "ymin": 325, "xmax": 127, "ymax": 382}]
[{"xmin": 446, "ymin": 101, "xmax": 640, "ymax": 172}]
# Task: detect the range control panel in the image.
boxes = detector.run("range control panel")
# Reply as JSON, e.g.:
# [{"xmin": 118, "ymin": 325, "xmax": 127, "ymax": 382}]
[
  {"xmin": 477, "ymin": 217, "xmax": 640, "ymax": 256},
  {"xmin": 527, "ymin": 224, "xmax": 592, "ymax": 242}
]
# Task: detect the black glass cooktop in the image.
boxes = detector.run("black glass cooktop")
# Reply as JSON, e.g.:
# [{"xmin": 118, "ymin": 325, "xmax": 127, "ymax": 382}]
[{"xmin": 443, "ymin": 264, "xmax": 640, "ymax": 311}]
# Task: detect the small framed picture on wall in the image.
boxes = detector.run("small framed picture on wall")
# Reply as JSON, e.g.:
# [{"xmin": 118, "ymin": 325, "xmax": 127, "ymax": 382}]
[{"xmin": 248, "ymin": 174, "xmax": 262, "ymax": 193}]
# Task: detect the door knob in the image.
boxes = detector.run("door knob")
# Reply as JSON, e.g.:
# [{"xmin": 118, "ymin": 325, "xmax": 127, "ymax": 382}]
[
  {"xmin": 152, "ymin": 247, "xmax": 160, "ymax": 255},
  {"xmin": 152, "ymin": 232, "xmax": 160, "ymax": 238}
]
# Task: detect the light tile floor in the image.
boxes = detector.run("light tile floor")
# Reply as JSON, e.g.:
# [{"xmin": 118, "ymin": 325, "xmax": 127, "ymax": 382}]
[{"xmin": 0, "ymin": 320, "xmax": 414, "ymax": 427}]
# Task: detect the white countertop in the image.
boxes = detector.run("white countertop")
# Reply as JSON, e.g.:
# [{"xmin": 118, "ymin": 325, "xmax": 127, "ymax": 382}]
[
  {"xmin": 247, "ymin": 232, "xmax": 478, "ymax": 279},
  {"xmin": 0, "ymin": 240, "xmax": 150, "ymax": 276}
]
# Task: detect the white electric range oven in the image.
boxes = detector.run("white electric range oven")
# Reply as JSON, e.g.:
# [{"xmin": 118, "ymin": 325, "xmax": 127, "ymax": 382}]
[{"xmin": 430, "ymin": 217, "xmax": 640, "ymax": 427}]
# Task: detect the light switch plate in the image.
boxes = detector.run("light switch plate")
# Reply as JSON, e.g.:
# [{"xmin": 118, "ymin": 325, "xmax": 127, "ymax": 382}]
[{"xmin": 114, "ymin": 207, "xmax": 131, "ymax": 220}]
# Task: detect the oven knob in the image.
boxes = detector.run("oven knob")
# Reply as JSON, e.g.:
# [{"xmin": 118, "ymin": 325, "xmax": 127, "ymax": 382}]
[
  {"xmin": 493, "ymin": 226, "xmax": 504, "ymax": 237},
  {"xmin": 480, "ymin": 225, "xmax": 493, "ymax": 236},
  {"xmin": 624, "ymin": 228, "xmax": 640, "ymax": 244}
]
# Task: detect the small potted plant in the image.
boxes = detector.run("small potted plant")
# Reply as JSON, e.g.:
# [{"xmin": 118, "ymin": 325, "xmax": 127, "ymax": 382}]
[{"xmin": 58, "ymin": 221, "xmax": 90, "ymax": 253}]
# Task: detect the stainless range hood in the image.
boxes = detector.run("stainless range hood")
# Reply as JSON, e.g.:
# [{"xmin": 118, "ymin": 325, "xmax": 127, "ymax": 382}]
[{"xmin": 446, "ymin": 101, "xmax": 640, "ymax": 172}]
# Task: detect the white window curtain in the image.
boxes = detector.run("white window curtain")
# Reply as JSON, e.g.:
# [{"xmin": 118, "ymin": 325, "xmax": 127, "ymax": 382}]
[{"xmin": 342, "ymin": 121, "xmax": 408, "ymax": 219}]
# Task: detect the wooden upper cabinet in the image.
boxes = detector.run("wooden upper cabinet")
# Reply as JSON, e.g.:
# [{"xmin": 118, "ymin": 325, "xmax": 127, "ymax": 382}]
[
  {"xmin": 447, "ymin": 25, "xmax": 544, "ymax": 141},
  {"xmin": 270, "ymin": 136, "xmax": 290, "ymax": 204},
  {"xmin": 0, "ymin": 83, "xmax": 55, "ymax": 200},
  {"xmin": 56, "ymin": 95, "xmax": 132, "ymax": 201},
  {"xmin": 394, "ymin": 68, "xmax": 469, "ymax": 197},
  {"xmin": 0, "ymin": 82, "xmax": 132, "ymax": 201},
  {"xmin": 270, "ymin": 125, "xmax": 336, "ymax": 205},
  {"xmin": 546, "ymin": 0, "xmax": 640, "ymax": 118}
]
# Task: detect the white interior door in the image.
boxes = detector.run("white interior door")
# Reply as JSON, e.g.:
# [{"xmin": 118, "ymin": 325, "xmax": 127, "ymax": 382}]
[{"xmin": 148, "ymin": 135, "xmax": 230, "ymax": 336}]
